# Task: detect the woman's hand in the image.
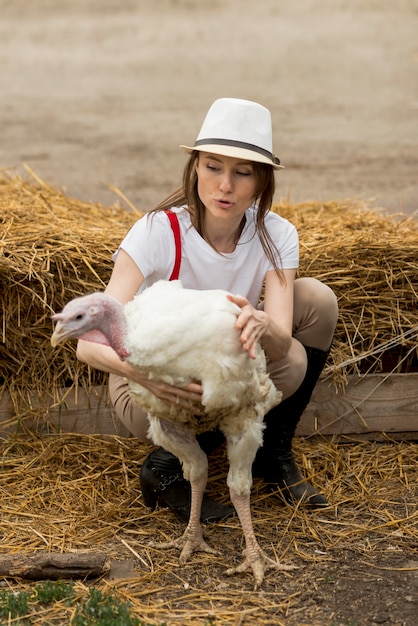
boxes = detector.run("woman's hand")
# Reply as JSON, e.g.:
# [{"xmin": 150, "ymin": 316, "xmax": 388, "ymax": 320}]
[
  {"xmin": 227, "ymin": 294, "xmax": 269, "ymax": 359},
  {"xmin": 128, "ymin": 367, "xmax": 204, "ymax": 413}
]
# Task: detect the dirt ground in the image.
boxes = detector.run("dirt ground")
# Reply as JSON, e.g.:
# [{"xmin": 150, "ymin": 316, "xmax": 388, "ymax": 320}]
[
  {"xmin": 1, "ymin": 2, "xmax": 418, "ymax": 625},
  {"xmin": 1, "ymin": 433, "xmax": 418, "ymax": 626},
  {"xmin": 1, "ymin": 0, "xmax": 417, "ymax": 216}
]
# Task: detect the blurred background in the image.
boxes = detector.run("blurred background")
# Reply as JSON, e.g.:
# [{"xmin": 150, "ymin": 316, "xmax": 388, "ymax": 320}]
[{"xmin": 1, "ymin": 0, "xmax": 417, "ymax": 213}]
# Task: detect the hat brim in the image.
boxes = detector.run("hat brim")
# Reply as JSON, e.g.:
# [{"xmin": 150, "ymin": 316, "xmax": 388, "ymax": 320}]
[{"xmin": 179, "ymin": 144, "xmax": 284, "ymax": 170}]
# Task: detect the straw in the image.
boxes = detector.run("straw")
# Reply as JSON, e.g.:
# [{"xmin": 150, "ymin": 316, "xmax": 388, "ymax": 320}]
[{"xmin": 0, "ymin": 430, "xmax": 417, "ymax": 624}]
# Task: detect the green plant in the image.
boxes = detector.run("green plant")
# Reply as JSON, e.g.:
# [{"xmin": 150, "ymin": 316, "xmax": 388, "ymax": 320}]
[
  {"xmin": 71, "ymin": 587, "xmax": 141, "ymax": 626},
  {"xmin": 33, "ymin": 579, "xmax": 74, "ymax": 604},
  {"xmin": 0, "ymin": 588, "xmax": 30, "ymax": 622},
  {"xmin": 323, "ymin": 573, "xmax": 335, "ymax": 584},
  {"xmin": 0, "ymin": 582, "xmax": 166, "ymax": 626}
]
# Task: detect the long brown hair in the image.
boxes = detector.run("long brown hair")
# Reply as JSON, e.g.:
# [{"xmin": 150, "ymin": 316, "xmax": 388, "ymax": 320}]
[{"xmin": 150, "ymin": 151, "xmax": 285, "ymax": 282}]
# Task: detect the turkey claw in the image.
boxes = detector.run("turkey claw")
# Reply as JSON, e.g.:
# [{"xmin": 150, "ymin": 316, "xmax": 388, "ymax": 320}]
[
  {"xmin": 226, "ymin": 549, "xmax": 297, "ymax": 590},
  {"xmin": 156, "ymin": 534, "xmax": 220, "ymax": 563}
]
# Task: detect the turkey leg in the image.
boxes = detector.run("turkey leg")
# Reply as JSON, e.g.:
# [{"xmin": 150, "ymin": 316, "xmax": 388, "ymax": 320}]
[
  {"xmin": 151, "ymin": 418, "xmax": 220, "ymax": 559},
  {"xmin": 223, "ymin": 415, "xmax": 297, "ymax": 590}
]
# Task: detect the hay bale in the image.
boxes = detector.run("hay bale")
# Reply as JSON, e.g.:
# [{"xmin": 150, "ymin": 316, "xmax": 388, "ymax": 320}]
[
  {"xmin": 1, "ymin": 172, "xmax": 417, "ymax": 408},
  {"xmin": 276, "ymin": 199, "xmax": 418, "ymax": 385},
  {"xmin": 0, "ymin": 172, "xmax": 136, "ymax": 407}
]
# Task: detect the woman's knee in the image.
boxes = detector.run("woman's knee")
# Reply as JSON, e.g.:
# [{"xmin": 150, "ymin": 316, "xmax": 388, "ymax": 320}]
[
  {"xmin": 293, "ymin": 277, "xmax": 338, "ymax": 350},
  {"xmin": 296, "ymin": 277, "xmax": 338, "ymax": 316},
  {"xmin": 268, "ymin": 339, "xmax": 307, "ymax": 400}
]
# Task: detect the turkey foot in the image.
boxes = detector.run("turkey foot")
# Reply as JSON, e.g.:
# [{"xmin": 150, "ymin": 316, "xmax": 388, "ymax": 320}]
[
  {"xmin": 156, "ymin": 524, "xmax": 220, "ymax": 563},
  {"xmin": 226, "ymin": 543, "xmax": 297, "ymax": 590},
  {"xmin": 228, "ymin": 491, "xmax": 297, "ymax": 590}
]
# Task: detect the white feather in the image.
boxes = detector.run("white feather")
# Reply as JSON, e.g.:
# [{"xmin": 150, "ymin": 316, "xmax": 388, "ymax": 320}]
[{"xmin": 122, "ymin": 280, "xmax": 281, "ymax": 441}]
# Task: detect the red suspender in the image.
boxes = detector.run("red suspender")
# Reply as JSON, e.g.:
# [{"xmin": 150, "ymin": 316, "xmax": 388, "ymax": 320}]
[{"xmin": 165, "ymin": 210, "xmax": 182, "ymax": 280}]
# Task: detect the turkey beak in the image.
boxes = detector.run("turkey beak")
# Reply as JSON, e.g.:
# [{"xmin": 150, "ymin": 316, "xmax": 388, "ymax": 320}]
[{"xmin": 51, "ymin": 320, "xmax": 67, "ymax": 347}]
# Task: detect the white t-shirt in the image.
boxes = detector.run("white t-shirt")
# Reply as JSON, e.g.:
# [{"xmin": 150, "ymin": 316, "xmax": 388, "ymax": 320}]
[{"xmin": 113, "ymin": 205, "xmax": 299, "ymax": 307}]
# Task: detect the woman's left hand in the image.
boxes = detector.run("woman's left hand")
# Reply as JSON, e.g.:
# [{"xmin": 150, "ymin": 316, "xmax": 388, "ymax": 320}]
[{"xmin": 227, "ymin": 294, "xmax": 269, "ymax": 359}]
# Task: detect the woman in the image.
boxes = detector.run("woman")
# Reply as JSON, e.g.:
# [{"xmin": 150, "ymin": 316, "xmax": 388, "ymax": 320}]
[{"xmin": 76, "ymin": 98, "xmax": 338, "ymax": 521}]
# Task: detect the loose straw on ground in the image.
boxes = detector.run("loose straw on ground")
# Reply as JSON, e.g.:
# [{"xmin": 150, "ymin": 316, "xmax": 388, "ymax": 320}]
[{"xmin": 0, "ymin": 431, "xmax": 417, "ymax": 625}]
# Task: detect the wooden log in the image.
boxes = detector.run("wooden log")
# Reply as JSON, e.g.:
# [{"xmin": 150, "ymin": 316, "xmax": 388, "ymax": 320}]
[{"xmin": 0, "ymin": 552, "xmax": 107, "ymax": 580}]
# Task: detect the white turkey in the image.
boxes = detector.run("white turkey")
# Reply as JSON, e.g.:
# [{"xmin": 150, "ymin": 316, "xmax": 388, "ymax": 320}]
[{"xmin": 51, "ymin": 279, "xmax": 296, "ymax": 588}]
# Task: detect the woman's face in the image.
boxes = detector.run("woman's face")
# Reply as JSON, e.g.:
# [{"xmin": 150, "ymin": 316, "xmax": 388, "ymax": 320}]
[{"xmin": 195, "ymin": 152, "xmax": 258, "ymax": 221}]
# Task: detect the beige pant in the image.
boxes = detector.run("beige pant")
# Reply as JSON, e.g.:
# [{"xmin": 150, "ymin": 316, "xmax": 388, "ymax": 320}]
[{"xmin": 109, "ymin": 277, "xmax": 338, "ymax": 442}]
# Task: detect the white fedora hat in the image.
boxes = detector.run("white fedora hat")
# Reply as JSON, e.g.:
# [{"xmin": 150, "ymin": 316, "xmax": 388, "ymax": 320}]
[{"xmin": 180, "ymin": 98, "xmax": 284, "ymax": 169}]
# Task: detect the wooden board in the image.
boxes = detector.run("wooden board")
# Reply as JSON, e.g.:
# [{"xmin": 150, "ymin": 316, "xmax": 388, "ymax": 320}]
[
  {"xmin": 0, "ymin": 386, "xmax": 131, "ymax": 438},
  {"xmin": 296, "ymin": 372, "xmax": 418, "ymax": 440},
  {"xmin": 1, "ymin": 373, "xmax": 417, "ymax": 440}
]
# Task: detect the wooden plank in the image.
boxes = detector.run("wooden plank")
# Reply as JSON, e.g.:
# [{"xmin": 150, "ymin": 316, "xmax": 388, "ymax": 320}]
[
  {"xmin": 297, "ymin": 372, "xmax": 418, "ymax": 437},
  {"xmin": 0, "ymin": 387, "xmax": 131, "ymax": 437},
  {"xmin": 1, "ymin": 373, "xmax": 417, "ymax": 439}
]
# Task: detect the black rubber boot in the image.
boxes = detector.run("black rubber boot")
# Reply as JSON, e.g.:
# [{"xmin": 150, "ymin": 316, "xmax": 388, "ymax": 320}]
[
  {"xmin": 139, "ymin": 430, "xmax": 234, "ymax": 523},
  {"xmin": 253, "ymin": 346, "xmax": 330, "ymax": 508}
]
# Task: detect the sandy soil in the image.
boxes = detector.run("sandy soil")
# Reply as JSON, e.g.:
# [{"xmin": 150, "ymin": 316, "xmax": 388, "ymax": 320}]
[{"xmin": 1, "ymin": 0, "xmax": 417, "ymax": 215}]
